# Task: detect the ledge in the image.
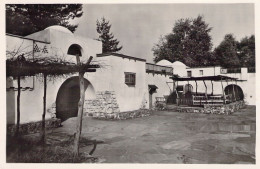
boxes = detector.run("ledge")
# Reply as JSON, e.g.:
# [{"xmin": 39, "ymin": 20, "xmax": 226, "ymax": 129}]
[{"xmin": 97, "ymin": 53, "xmax": 146, "ymax": 62}]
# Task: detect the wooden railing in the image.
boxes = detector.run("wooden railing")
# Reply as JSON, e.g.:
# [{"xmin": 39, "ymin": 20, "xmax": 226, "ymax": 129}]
[
  {"xmin": 146, "ymin": 63, "xmax": 173, "ymax": 75},
  {"xmin": 176, "ymin": 94, "xmax": 233, "ymax": 106}
]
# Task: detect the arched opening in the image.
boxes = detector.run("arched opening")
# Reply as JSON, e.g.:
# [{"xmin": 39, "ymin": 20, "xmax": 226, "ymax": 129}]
[
  {"xmin": 224, "ymin": 84, "xmax": 244, "ymax": 101},
  {"xmin": 56, "ymin": 76, "xmax": 95, "ymax": 122},
  {"xmin": 67, "ymin": 44, "xmax": 82, "ymax": 56},
  {"xmin": 184, "ymin": 84, "xmax": 193, "ymax": 94}
]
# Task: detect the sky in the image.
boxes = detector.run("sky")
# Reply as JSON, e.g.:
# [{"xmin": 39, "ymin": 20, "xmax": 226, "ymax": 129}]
[{"xmin": 73, "ymin": 4, "xmax": 255, "ymax": 63}]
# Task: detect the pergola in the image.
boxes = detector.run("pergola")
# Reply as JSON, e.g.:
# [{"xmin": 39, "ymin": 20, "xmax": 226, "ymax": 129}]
[{"xmin": 170, "ymin": 75, "xmax": 246, "ymax": 106}]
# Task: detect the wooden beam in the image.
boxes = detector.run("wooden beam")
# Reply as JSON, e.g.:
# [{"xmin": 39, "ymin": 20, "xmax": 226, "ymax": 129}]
[
  {"xmin": 232, "ymin": 82, "xmax": 236, "ymax": 102},
  {"xmin": 41, "ymin": 74, "xmax": 47, "ymax": 144},
  {"xmin": 73, "ymin": 56, "xmax": 93, "ymax": 159},
  {"xmin": 211, "ymin": 80, "xmax": 214, "ymax": 95},
  {"xmin": 221, "ymin": 78, "xmax": 225, "ymax": 104},
  {"xmin": 195, "ymin": 80, "xmax": 198, "ymax": 95},
  {"xmin": 203, "ymin": 80, "xmax": 208, "ymax": 100},
  {"xmin": 15, "ymin": 76, "xmax": 21, "ymax": 137}
]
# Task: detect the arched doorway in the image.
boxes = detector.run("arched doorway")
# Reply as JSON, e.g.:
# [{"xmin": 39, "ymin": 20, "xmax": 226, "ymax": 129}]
[
  {"xmin": 56, "ymin": 76, "xmax": 95, "ymax": 122},
  {"xmin": 224, "ymin": 84, "xmax": 244, "ymax": 101},
  {"xmin": 184, "ymin": 84, "xmax": 193, "ymax": 94}
]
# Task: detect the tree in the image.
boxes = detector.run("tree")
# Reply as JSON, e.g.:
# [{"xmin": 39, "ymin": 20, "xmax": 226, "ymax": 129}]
[
  {"xmin": 152, "ymin": 15, "xmax": 213, "ymax": 67},
  {"xmin": 6, "ymin": 4, "xmax": 83, "ymax": 36},
  {"xmin": 214, "ymin": 34, "xmax": 240, "ymax": 68},
  {"xmin": 96, "ymin": 17, "xmax": 122, "ymax": 53},
  {"xmin": 237, "ymin": 35, "xmax": 255, "ymax": 67}
]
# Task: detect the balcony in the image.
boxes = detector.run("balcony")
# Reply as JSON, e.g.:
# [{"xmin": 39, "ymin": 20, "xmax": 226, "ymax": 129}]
[{"xmin": 146, "ymin": 63, "xmax": 173, "ymax": 76}]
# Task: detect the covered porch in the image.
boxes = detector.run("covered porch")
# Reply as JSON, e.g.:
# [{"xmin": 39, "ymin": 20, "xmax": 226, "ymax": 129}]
[
  {"xmin": 169, "ymin": 75, "xmax": 245, "ymax": 107},
  {"xmin": 154, "ymin": 75, "xmax": 246, "ymax": 114}
]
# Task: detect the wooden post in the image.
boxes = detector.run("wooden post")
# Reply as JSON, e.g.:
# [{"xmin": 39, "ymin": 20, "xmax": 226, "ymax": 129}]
[
  {"xmin": 41, "ymin": 74, "xmax": 47, "ymax": 144},
  {"xmin": 235, "ymin": 81, "xmax": 239, "ymax": 100},
  {"xmin": 226, "ymin": 80, "xmax": 229, "ymax": 103},
  {"xmin": 221, "ymin": 78, "xmax": 225, "ymax": 104},
  {"xmin": 203, "ymin": 80, "xmax": 208, "ymax": 101},
  {"xmin": 15, "ymin": 76, "xmax": 21, "ymax": 137},
  {"xmin": 195, "ymin": 80, "xmax": 198, "ymax": 95},
  {"xmin": 187, "ymin": 81, "xmax": 190, "ymax": 92},
  {"xmin": 175, "ymin": 81, "xmax": 180, "ymax": 106},
  {"xmin": 211, "ymin": 80, "xmax": 214, "ymax": 95},
  {"xmin": 73, "ymin": 56, "xmax": 93, "ymax": 159},
  {"xmin": 232, "ymin": 81, "xmax": 236, "ymax": 102}
]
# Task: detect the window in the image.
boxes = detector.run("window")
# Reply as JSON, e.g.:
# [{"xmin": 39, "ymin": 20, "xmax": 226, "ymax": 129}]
[
  {"xmin": 125, "ymin": 72, "xmax": 136, "ymax": 85},
  {"xmin": 187, "ymin": 71, "xmax": 192, "ymax": 77},
  {"xmin": 200, "ymin": 70, "xmax": 203, "ymax": 75}
]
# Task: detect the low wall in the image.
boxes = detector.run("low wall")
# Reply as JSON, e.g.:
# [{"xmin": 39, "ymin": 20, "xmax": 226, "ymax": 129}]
[
  {"xmin": 7, "ymin": 118, "xmax": 61, "ymax": 135},
  {"xmin": 176, "ymin": 100, "xmax": 245, "ymax": 115},
  {"xmin": 93, "ymin": 109, "xmax": 151, "ymax": 120},
  {"xmin": 85, "ymin": 91, "xmax": 152, "ymax": 120},
  {"xmin": 84, "ymin": 91, "xmax": 120, "ymax": 117}
]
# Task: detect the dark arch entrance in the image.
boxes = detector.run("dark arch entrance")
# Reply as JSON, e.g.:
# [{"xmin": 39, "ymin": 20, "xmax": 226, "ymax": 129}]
[
  {"xmin": 224, "ymin": 84, "xmax": 244, "ymax": 101},
  {"xmin": 56, "ymin": 76, "xmax": 95, "ymax": 122}
]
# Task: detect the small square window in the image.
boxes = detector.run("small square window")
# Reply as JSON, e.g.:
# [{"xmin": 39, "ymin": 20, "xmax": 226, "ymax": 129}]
[
  {"xmin": 187, "ymin": 71, "xmax": 192, "ymax": 77},
  {"xmin": 125, "ymin": 72, "xmax": 136, "ymax": 86},
  {"xmin": 200, "ymin": 70, "xmax": 203, "ymax": 75}
]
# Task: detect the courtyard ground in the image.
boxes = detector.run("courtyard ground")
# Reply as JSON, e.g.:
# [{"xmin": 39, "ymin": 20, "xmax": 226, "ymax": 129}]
[
  {"xmin": 7, "ymin": 105, "xmax": 256, "ymax": 163},
  {"xmin": 54, "ymin": 105, "xmax": 256, "ymax": 163}
]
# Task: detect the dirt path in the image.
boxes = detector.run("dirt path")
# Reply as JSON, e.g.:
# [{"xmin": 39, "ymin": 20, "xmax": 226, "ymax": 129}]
[{"xmin": 52, "ymin": 106, "xmax": 256, "ymax": 163}]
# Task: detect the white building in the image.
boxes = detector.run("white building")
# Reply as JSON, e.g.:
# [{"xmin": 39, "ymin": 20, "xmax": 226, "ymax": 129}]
[
  {"xmin": 6, "ymin": 25, "xmax": 255, "ymax": 125},
  {"xmin": 6, "ymin": 26, "xmax": 173, "ymax": 124},
  {"xmin": 168, "ymin": 62, "xmax": 255, "ymax": 106}
]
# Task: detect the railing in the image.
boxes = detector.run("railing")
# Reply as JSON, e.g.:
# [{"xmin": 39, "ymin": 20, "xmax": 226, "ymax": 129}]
[
  {"xmin": 177, "ymin": 98, "xmax": 193, "ymax": 106},
  {"xmin": 176, "ymin": 94, "xmax": 234, "ymax": 107},
  {"xmin": 146, "ymin": 63, "xmax": 173, "ymax": 75}
]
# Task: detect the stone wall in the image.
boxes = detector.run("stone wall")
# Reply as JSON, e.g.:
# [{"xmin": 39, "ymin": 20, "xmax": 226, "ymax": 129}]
[
  {"xmin": 85, "ymin": 91, "xmax": 151, "ymax": 120},
  {"xmin": 46, "ymin": 91, "xmax": 151, "ymax": 121},
  {"xmin": 84, "ymin": 91, "xmax": 120, "ymax": 117},
  {"xmin": 93, "ymin": 109, "xmax": 151, "ymax": 120},
  {"xmin": 7, "ymin": 118, "xmax": 61, "ymax": 135},
  {"xmin": 176, "ymin": 100, "xmax": 245, "ymax": 115}
]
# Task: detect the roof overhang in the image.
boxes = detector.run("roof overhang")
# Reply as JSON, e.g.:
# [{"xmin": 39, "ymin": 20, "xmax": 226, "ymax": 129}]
[
  {"xmin": 170, "ymin": 75, "xmax": 246, "ymax": 82},
  {"xmin": 148, "ymin": 84, "xmax": 158, "ymax": 90}
]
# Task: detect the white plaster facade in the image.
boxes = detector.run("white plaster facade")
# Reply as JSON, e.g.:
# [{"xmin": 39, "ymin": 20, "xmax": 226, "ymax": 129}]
[
  {"xmin": 170, "ymin": 63, "xmax": 256, "ymax": 106},
  {"xmin": 6, "ymin": 26, "xmax": 255, "ymax": 124},
  {"xmin": 6, "ymin": 26, "xmax": 173, "ymax": 124}
]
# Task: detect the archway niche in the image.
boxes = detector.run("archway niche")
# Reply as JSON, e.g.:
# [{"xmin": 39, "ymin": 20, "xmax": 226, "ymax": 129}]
[
  {"xmin": 56, "ymin": 76, "xmax": 95, "ymax": 122},
  {"xmin": 224, "ymin": 84, "xmax": 244, "ymax": 101}
]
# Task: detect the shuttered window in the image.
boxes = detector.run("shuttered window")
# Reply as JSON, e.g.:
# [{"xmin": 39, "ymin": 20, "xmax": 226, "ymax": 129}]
[{"xmin": 125, "ymin": 72, "xmax": 136, "ymax": 85}]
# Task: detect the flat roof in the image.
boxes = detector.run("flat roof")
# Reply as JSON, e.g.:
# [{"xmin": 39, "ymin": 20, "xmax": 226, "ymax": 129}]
[
  {"xmin": 170, "ymin": 75, "xmax": 245, "ymax": 82},
  {"xmin": 97, "ymin": 53, "xmax": 146, "ymax": 62},
  {"xmin": 6, "ymin": 33, "xmax": 50, "ymax": 44},
  {"xmin": 146, "ymin": 63, "xmax": 173, "ymax": 69},
  {"xmin": 186, "ymin": 65, "xmax": 221, "ymax": 69}
]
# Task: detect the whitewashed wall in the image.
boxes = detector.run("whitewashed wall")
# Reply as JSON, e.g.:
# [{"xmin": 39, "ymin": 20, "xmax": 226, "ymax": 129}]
[{"xmin": 146, "ymin": 73, "xmax": 173, "ymax": 107}]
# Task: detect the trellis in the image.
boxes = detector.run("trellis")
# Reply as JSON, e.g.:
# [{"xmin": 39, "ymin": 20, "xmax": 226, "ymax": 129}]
[
  {"xmin": 6, "ymin": 54, "xmax": 99, "ymax": 156},
  {"xmin": 170, "ymin": 75, "xmax": 245, "ymax": 106}
]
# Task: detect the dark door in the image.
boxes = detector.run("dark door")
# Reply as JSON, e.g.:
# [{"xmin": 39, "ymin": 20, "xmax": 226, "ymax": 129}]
[{"xmin": 56, "ymin": 85, "xmax": 80, "ymax": 122}]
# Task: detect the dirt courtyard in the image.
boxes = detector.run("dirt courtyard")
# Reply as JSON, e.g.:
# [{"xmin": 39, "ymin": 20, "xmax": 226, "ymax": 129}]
[{"xmin": 49, "ymin": 105, "xmax": 256, "ymax": 163}]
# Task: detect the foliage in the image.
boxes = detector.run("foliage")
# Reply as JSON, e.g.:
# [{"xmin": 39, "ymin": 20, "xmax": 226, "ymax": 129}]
[
  {"xmin": 6, "ymin": 56, "xmax": 99, "ymax": 77},
  {"xmin": 214, "ymin": 34, "xmax": 255, "ymax": 68},
  {"xmin": 237, "ymin": 35, "xmax": 255, "ymax": 67},
  {"xmin": 96, "ymin": 17, "xmax": 122, "ymax": 53},
  {"xmin": 152, "ymin": 15, "xmax": 214, "ymax": 67},
  {"xmin": 6, "ymin": 135, "xmax": 99, "ymax": 163},
  {"xmin": 214, "ymin": 34, "xmax": 240, "ymax": 68},
  {"xmin": 6, "ymin": 4, "xmax": 83, "ymax": 36}
]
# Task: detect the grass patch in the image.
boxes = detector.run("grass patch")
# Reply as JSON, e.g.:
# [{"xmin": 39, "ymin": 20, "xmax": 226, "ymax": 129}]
[{"xmin": 6, "ymin": 134, "xmax": 99, "ymax": 163}]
